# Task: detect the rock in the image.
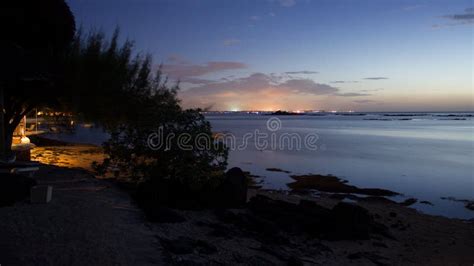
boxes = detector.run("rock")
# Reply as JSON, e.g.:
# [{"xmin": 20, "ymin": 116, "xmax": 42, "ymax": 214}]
[
  {"xmin": 195, "ymin": 240, "xmax": 218, "ymax": 255},
  {"xmin": 440, "ymin": 197, "xmax": 474, "ymax": 211},
  {"xmin": 0, "ymin": 173, "xmax": 37, "ymax": 207},
  {"xmin": 359, "ymin": 196, "xmax": 397, "ymax": 204},
  {"xmin": 160, "ymin": 237, "xmax": 217, "ymax": 255},
  {"xmin": 347, "ymin": 252, "xmax": 389, "ymax": 266},
  {"xmin": 247, "ymin": 188, "xmax": 258, "ymax": 203},
  {"xmin": 249, "ymin": 195, "xmax": 384, "ymax": 240},
  {"xmin": 218, "ymin": 167, "xmax": 248, "ymax": 208},
  {"xmin": 266, "ymin": 168, "xmax": 291, "ymax": 174},
  {"xmin": 420, "ymin": 201, "xmax": 434, "ymax": 206},
  {"xmin": 372, "ymin": 222, "xmax": 396, "ymax": 240},
  {"xmin": 249, "ymin": 195, "xmax": 330, "ymax": 234},
  {"xmin": 215, "ymin": 207, "xmax": 287, "ymax": 244},
  {"xmin": 214, "ymin": 209, "xmax": 240, "ymax": 223},
  {"xmin": 287, "ymin": 256, "xmax": 304, "ymax": 266},
  {"xmin": 327, "ymin": 202, "xmax": 373, "ymax": 240},
  {"xmin": 389, "ymin": 212, "xmax": 397, "ymax": 218},
  {"xmin": 160, "ymin": 237, "xmax": 195, "ymax": 255},
  {"xmin": 208, "ymin": 224, "xmax": 233, "ymax": 238},
  {"xmin": 248, "ymin": 195, "xmax": 382, "ymax": 241},
  {"xmin": 465, "ymin": 202, "xmax": 474, "ymax": 211},
  {"xmin": 390, "ymin": 220, "xmax": 409, "ymax": 231},
  {"xmin": 400, "ymin": 198, "xmax": 418, "ymax": 206},
  {"xmin": 260, "ymin": 244, "xmax": 291, "ymax": 260},
  {"xmin": 288, "ymin": 174, "xmax": 399, "ymax": 196},
  {"xmin": 297, "ymin": 200, "xmax": 331, "ymax": 235},
  {"xmin": 246, "ymin": 255, "xmax": 275, "ymax": 266},
  {"xmin": 145, "ymin": 207, "xmax": 186, "ymax": 223},
  {"xmin": 390, "ymin": 220, "xmax": 400, "ymax": 228},
  {"xmin": 249, "ymin": 195, "xmax": 304, "ymax": 232},
  {"xmin": 372, "ymin": 242, "xmax": 388, "ymax": 248}
]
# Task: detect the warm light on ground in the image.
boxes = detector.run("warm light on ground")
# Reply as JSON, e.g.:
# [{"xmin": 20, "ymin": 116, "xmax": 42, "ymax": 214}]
[{"xmin": 31, "ymin": 146, "xmax": 106, "ymax": 172}]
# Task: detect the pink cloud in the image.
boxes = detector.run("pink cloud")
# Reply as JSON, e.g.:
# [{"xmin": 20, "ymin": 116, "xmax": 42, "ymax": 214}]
[
  {"xmin": 162, "ymin": 61, "xmax": 247, "ymax": 80},
  {"xmin": 179, "ymin": 73, "xmax": 341, "ymax": 110}
]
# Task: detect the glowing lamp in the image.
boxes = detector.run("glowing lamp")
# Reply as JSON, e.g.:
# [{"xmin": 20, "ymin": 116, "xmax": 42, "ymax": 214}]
[{"xmin": 20, "ymin": 136, "xmax": 31, "ymax": 144}]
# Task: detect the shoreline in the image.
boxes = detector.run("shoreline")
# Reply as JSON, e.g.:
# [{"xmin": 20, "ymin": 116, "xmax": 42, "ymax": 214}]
[
  {"xmin": 1, "ymin": 165, "xmax": 473, "ymax": 265},
  {"xmin": 28, "ymin": 134, "xmax": 473, "ymax": 219}
]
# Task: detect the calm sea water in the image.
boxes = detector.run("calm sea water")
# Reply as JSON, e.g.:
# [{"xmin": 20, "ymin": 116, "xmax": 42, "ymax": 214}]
[
  {"xmin": 207, "ymin": 113, "xmax": 474, "ymax": 219},
  {"xmin": 43, "ymin": 112, "xmax": 474, "ymax": 219}
]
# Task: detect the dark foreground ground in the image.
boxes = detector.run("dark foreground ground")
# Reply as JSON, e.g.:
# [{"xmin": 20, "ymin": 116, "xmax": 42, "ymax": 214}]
[{"xmin": 0, "ymin": 165, "xmax": 473, "ymax": 265}]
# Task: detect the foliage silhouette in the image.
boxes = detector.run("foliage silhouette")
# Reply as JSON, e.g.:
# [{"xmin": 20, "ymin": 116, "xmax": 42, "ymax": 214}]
[{"xmin": 0, "ymin": 0, "xmax": 75, "ymax": 157}]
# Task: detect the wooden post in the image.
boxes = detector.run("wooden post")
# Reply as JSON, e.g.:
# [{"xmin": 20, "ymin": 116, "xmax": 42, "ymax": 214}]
[{"xmin": 0, "ymin": 87, "xmax": 5, "ymax": 160}]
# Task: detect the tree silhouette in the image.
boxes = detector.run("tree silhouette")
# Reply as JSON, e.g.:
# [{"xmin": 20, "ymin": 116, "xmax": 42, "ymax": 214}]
[{"xmin": 0, "ymin": 0, "xmax": 75, "ymax": 160}]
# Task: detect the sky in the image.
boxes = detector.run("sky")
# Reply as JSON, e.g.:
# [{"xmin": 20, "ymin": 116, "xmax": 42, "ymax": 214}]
[{"xmin": 68, "ymin": 0, "xmax": 473, "ymax": 112}]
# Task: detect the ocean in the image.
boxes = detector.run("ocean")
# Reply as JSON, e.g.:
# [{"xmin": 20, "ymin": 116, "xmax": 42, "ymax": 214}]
[
  {"xmin": 207, "ymin": 113, "xmax": 474, "ymax": 219},
  {"xmin": 42, "ymin": 112, "xmax": 474, "ymax": 219}
]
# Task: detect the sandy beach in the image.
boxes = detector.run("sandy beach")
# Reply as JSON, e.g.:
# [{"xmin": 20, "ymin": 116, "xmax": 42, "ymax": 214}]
[{"xmin": 0, "ymin": 166, "xmax": 161, "ymax": 265}]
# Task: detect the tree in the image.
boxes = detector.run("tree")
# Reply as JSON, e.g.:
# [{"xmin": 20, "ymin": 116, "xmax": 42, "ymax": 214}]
[
  {"xmin": 97, "ymin": 86, "xmax": 229, "ymax": 190},
  {"xmin": 0, "ymin": 1, "xmax": 229, "ymax": 213},
  {"xmin": 60, "ymin": 29, "xmax": 141, "ymax": 125},
  {"xmin": 0, "ymin": 0, "xmax": 75, "ymax": 159},
  {"xmin": 0, "ymin": 2, "xmax": 228, "ymax": 195},
  {"xmin": 68, "ymin": 30, "xmax": 229, "ymax": 192},
  {"xmin": 0, "ymin": 1, "xmax": 138, "ymax": 158}
]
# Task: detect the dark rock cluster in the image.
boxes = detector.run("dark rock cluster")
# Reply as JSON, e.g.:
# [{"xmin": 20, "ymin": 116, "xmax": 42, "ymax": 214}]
[{"xmin": 246, "ymin": 195, "xmax": 391, "ymax": 241}]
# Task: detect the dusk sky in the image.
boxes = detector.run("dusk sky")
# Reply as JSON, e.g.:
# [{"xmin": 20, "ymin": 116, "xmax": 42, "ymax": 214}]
[{"xmin": 69, "ymin": 0, "xmax": 473, "ymax": 111}]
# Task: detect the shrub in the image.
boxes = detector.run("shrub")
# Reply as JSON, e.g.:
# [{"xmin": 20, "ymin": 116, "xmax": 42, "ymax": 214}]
[{"xmin": 92, "ymin": 57, "xmax": 228, "ymax": 194}]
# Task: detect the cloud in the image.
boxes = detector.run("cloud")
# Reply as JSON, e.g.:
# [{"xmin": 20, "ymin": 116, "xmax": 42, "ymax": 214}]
[
  {"xmin": 284, "ymin": 71, "xmax": 318, "ymax": 75},
  {"xmin": 183, "ymin": 73, "xmax": 337, "ymax": 96},
  {"xmin": 363, "ymin": 77, "xmax": 389, "ymax": 80},
  {"xmin": 179, "ymin": 73, "xmax": 339, "ymax": 109},
  {"xmin": 268, "ymin": 0, "xmax": 297, "ymax": 7},
  {"xmin": 403, "ymin": 5, "xmax": 424, "ymax": 11},
  {"xmin": 334, "ymin": 92, "xmax": 371, "ymax": 97},
  {"xmin": 353, "ymin": 99, "xmax": 378, "ymax": 104},
  {"xmin": 434, "ymin": 7, "xmax": 474, "ymax": 27},
  {"xmin": 443, "ymin": 7, "xmax": 474, "ymax": 21},
  {"xmin": 250, "ymin": 15, "xmax": 260, "ymax": 21},
  {"xmin": 166, "ymin": 54, "xmax": 190, "ymax": 64},
  {"xmin": 179, "ymin": 73, "xmax": 371, "ymax": 110},
  {"xmin": 281, "ymin": 79, "xmax": 338, "ymax": 94},
  {"xmin": 269, "ymin": 12, "xmax": 276, "ymax": 17},
  {"xmin": 223, "ymin": 39, "xmax": 241, "ymax": 46},
  {"xmin": 162, "ymin": 61, "xmax": 247, "ymax": 79},
  {"xmin": 279, "ymin": 0, "xmax": 296, "ymax": 7},
  {"xmin": 330, "ymin": 80, "xmax": 359, "ymax": 84},
  {"xmin": 179, "ymin": 77, "xmax": 214, "ymax": 85},
  {"xmin": 360, "ymin": 88, "xmax": 384, "ymax": 92}
]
